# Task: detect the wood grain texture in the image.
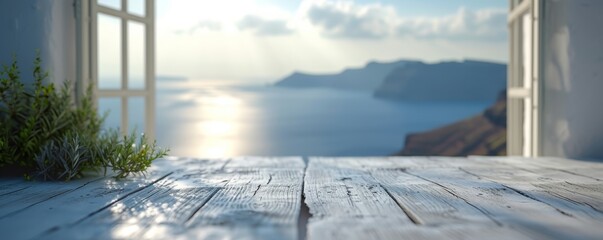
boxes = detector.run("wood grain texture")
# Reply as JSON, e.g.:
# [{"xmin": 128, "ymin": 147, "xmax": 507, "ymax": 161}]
[
  {"xmin": 183, "ymin": 157, "xmax": 305, "ymax": 240},
  {"xmin": 405, "ymin": 166, "xmax": 603, "ymax": 239},
  {"xmin": 43, "ymin": 173, "xmax": 224, "ymax": 239},
  {"xmin": 0, "ymin": 158, "xmax": 228, "ymax": 240},
  {"xmin": 467, "ymin": 156, "xmax": 603, "ymax": 181},
  {"xmin": 39, "ymin": 157, "xmax": 305, "ymax": 240},
  {"xmin": 370, "ymin": 168, "xmax": 496, "ymax": 226},
  {"xmin": 305, "ymin": 157, "xmax": 540, "ymax": 240},
  {"xmin": 183, "ymin": 167, "xmax": 304, "ymax": 240},
  {"xmin": 0, "ymin": 176, "xmax": 106, "ymax": 218},
  {"xmin": 310, "ymin": 219, "xmax": 532, "ymax": 240},
  {"xmin": 460, "ymin": 159, "xmax": 603, "ymax": 220},
  {"xmin": 1, "ymin": 156, "xmax": 602, "ymax": 239},
  {"xmin": 305, "ymin": 158, "xmax": 414, "ymax": 240},
  {"xmin": 223, "ymin": 156, "xmax": 305, "ymax": 169}
]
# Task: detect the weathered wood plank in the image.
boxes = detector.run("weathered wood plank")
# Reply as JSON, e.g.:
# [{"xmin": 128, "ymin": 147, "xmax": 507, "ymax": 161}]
[
  {"xmin": 459, "ymin": 163, "xmax": 603, "ymax": 220},
  {"xmin": 304, "ymin": 168, "xmax": 411, "ymax": 220},
  {"xmin": 308, "ymin": 157, "xmax": 400, "ymax": 170},
  {"xmin": 184, "ymin": 167, "xmax": 304, "ymax": 240},
  {"xmin": 1, "ymin": 156, "xmax": 602, "ymax": 240},
  {"xmin": 369, "ymin": 168, "xmax": 497, "ymax": 226},
  {"xmin": 406, "ymin": 167, "xmax": 603, "ymax": 239},
  {"xmin": 467, "ymin": 156, "xmax": 603, "ymax": 210},
  {"xmin": 309, "ymin": 219, "xmax": 532, "ymax": 240},
  {"xmin": 309, "ymin": 156, "xmax": 484, "ymax": 170},
  {"xmin": 223, "ymin": 156, "xmax": 305, "ymax": 169},
  {"xmin": 468, "ymin": 156, "xmax": 603, "ymax": 181},
  {"xmin": 305, "ymin": 158, "xmax": 414, "ymax": 240},
  {"xmin": 38, "ymin": 157, "xmax": 304, "ymax": 239},
  {"xmin": 42, "ymin": 175, "xmax": 225, "ymax": 239},
  {"xmin": 313, "ymin": 158, "xmax": 531, "ymax": 239},
  {"xmin": 0, "ymin": 178, "xmax": 31, "ymax": 196},
  {"xmin": 525, "ymin": 157, "xmax": 603, "ymax": 181},
  {"xmin": 32, "ymin": 158, "xmax": 231, "ymax": 240},
  {"xmin": 0, "ymin": 176, "xmax": 106, "ymax": 218},
  {"xmin": 0, "ymin": 158, "xmax": 227, "ymax": 240}
]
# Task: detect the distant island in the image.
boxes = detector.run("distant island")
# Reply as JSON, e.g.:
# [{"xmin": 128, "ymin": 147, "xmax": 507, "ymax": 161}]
[
  {"xmin": 275, "ymin": 60, "xmax": 416, "ymax": 91},
  {"xmin": 275, "ymin": 59, "xmax": 506, "ymax": 102}
]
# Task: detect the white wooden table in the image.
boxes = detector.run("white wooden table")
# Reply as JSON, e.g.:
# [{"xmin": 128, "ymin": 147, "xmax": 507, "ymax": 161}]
[{"xmin": 1, "ymin": 156, "xmax": 602, "ymax": 239}]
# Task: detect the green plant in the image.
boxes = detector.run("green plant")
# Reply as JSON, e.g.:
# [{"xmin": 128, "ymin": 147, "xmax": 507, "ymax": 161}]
[
  {"xmin": 106, "ymin": 131, "xmax": 169, "ymax": 178},
  {"xmin": 0, "ymin": 55, "xmax": 168, "ymax": 181}
]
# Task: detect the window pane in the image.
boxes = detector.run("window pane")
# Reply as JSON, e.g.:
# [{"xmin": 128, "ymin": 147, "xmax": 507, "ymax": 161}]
[
  {"xmin": 523, "ymin": 97, "xmax": 532, "ymax": 156},
  {"xmin": 510, "ymin": 20, "xmax": 523, "ymax": 88},
  {"xmin": 509, "ymin": 98, "xmax": 525, "ymax": 155},
  {"xmin": 522, "ymin": 13, "xmax": 532, "ymax": 89},
  {"xmin": 128, "ymin": 0, "xmax": 145, "ymax": 16},
  {"xmin": 128, "ymin": 97, "xmax": 146, "ymax": 135},
  {"xmin": 98, "ymin": 0, "xmax": 121, "ymax": 10},
  {"xmin": 98, "ymin": 98, "xmax": 121, "ymax": 131},
  {"xmin": 128, "ymin": 21, "xmax": 145, "ymax": 89},
  {"xmin": 98, "ymin": 14, "xmax": 121, "ymax": 89}
]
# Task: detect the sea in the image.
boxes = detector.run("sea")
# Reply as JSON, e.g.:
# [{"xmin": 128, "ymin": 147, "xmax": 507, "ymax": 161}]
[{"xmin": 99, "ymin": 80, "xmax": 491, "ymax": 158}]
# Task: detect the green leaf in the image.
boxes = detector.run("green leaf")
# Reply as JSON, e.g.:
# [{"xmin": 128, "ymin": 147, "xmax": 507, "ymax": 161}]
[{"xmin": 1, "ymin": 53, "xmax": 169, "ymax": 181}]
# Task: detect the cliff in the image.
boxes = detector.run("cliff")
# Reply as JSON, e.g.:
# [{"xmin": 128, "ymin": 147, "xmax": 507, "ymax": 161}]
[
  {"xmin": 397, "ymin": 91, "xmax": 507, "ymax": 156},
  {"xmin": 374, "ymin": 60, "xmax": 506, "ymax": 102}
]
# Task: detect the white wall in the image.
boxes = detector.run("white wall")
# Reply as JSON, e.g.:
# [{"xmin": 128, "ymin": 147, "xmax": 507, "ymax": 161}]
[
  {"xmin": 0, "ymin": 0, "xmax": 76, "ymax": 85},
  {"xmin": 541, "ymin": 0, "xmax": 603, "ymax": 160}
]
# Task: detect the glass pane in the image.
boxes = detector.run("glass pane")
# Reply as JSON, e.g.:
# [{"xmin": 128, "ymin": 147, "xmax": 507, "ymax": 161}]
[
  {"xmin": 509, "ymin": 98, "xmax": 525, "ymax": 155},
  {"xmin": 510, "ymin": 20, "xmax": 523, "ymax": 88},
  {"xmin": 523, "ymin": 97, "xmax": 532, "ymax": 156},
  {"xmin": 128, "ymin": 21, "xmax": 145, "ymax": 89},
  {"xmin": 98, "ymin": 0, "xmax": 121, "ymax": 10},
  {"xmin": 98, "ymin": 14, "xmax": 121, "ymax": 89},
  {"xmin": 98, "ymin": 98, "xmax": 121, "ymax": 131},
  {"xmin": 128, "ymin": 97, "xmax": 146, "ymax": 135},
  {"xmin": 522, "ymin": 13, "xmax": 532, "ymax": 89},
  {"xmin": 128, "ymin": 0, "xmax": 145, "ymax": 16}
]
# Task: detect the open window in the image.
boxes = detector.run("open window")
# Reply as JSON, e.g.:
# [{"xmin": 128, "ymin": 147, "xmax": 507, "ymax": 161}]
[
  {"xmin": 508, "ymin": 0, "xmax": 541, "ymax": 156},
  {"xmin": 76, "ymin": 0, "xmax": 156, "ymax": 140}
]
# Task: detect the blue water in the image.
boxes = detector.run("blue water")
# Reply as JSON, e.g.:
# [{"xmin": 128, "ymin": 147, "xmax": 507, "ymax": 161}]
[{"xmin": 127, "ymin": 81, "xmax": 491, "ymax": 157}]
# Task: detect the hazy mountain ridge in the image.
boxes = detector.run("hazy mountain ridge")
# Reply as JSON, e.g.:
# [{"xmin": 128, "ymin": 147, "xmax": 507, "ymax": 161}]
[
  {"xmin": 274, "ymin": 60, "xmax": 417, "ymax": 91},
  {"xmin": 375, "ymin": 60, "xmax": 506, "ymax": 101},
  {"xmin": 275, "ymin": 59, "xmax": 506, "ymax": 102}
]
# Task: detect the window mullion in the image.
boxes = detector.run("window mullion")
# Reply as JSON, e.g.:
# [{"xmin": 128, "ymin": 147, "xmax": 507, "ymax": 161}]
[
  {"xmin": 120, "ymin": 0, "xmax": 129, "ymax": 135},
  {"xmin": 144, "ymin": 0, "xmax": 156, "ymax": 141}
]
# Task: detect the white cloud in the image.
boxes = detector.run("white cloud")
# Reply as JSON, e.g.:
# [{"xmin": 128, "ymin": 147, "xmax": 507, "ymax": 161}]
[
  {"xmin": 175, "ymin": 20, "xmax": 222, "ymax": 35},
  {"xmin": 162, "ymin": 0, "xmax": 507, "ymax": 40},
  {"xmin": 300, "ymin": 0, "xmax": 507, "ymax": 41},
  {"xmin": 237, "ymin": 15, "xmax": 294, "ymax": 36},
  {"xmin": 396, "ymin": 8, "xmax": 507, "ymax": 41},
  {"xmin": 303, "ymin": 1, "xmax": 397, "ymax": 39}
]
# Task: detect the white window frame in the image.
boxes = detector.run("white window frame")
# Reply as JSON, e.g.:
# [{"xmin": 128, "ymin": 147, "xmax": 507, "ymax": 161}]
[
  {"xmin": 75, "ymin": 0, "xmax": 156, "ymax": 140},
  {"xmin": 508, "ymin": 0, "xmax": 542, "ymax": 157}
]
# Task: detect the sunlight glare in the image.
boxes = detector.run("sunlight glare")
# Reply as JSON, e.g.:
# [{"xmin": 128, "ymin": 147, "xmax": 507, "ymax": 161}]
[
  {"xmin": 198, "ymin": 121, "xmax": 235, "ymax": 136},
  {"xmin": 195, "ymin": 92, "xmax": 243, "ymax": 157}
]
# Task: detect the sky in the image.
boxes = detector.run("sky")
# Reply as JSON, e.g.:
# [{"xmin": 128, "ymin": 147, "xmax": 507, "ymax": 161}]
[{"xmin": 154, "ymin": 0, "xmax": 509, "ymax": 82}]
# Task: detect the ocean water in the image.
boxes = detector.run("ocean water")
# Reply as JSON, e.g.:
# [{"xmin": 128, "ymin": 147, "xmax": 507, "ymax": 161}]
[{"xmin": 100, "ymin": 80, "xmax": 491, "ymax": 157}]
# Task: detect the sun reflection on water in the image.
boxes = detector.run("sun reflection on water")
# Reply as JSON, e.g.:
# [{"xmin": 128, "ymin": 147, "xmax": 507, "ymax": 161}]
[{"xmin": 196, "ymin": 94, "xmax": 242, "ymax": 157}]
